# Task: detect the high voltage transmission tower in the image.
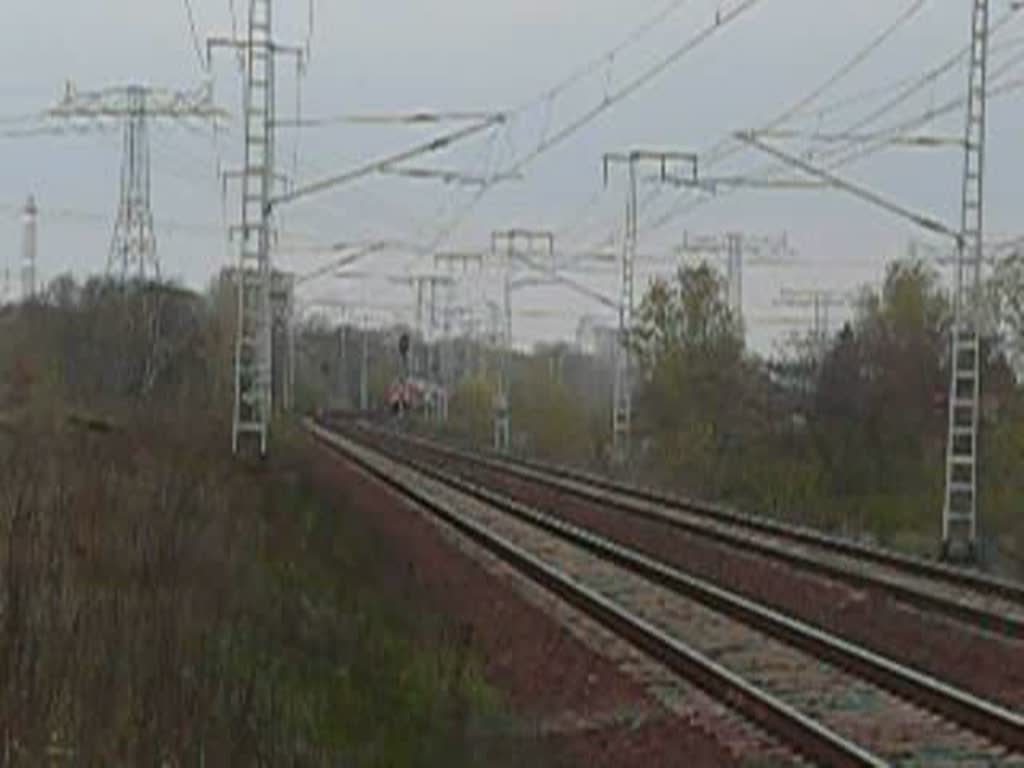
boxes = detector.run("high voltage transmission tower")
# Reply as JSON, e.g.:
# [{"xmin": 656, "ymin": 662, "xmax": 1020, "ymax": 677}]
[
  {"xmin": 47, "ymin": 83, "xmax": 224, "ymax": 282},
  {"xmin": 209, "ymin": 0, "xmax": 305, "ymax": 457},
  {"xmin": 943, "ymin": 0, "xmax": 990, "ymax": 563},
  {"xmin": 603, "ymin": 150, "xmax": 697, "ymax": 464},
  {"xmin": 21, "ymin": 195, "xmax": 37, "ymax": 301}
]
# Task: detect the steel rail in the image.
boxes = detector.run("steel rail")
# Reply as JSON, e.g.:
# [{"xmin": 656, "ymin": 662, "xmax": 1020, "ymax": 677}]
[
  {"xmin": 352, "ymin": 421, "xmax": 1024, "ymax": 638},
  {"xmin": 331, "ymin": 422, "xmax": 1024, "ymax": 755},
  {"xmin": 511, "ymin": 452, "xmax": 1024, "ymax": 606},
  {"xmin": 307, "ymin": 420, "xmax": 885, "ymax": 768}
]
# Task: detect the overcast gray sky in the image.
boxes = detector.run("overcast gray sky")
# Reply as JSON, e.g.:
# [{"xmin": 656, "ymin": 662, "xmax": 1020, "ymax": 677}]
[{"xmin": 2, "ymin": 1, "xmax": 1022, "ymax": 353}]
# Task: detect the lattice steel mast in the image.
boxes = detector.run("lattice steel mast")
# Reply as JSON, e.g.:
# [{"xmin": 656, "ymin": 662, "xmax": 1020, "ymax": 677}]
[
  {"xmin": 109, "ymin": 88, "xmax": 157, "ymax": 281},
  {"xmin": 209, "ymin": 0, "xmax": 303, "ymax": 456},
  {"xmin": 943, "ymin": 0, "xmax": 990, "ymax": 562},
  {"xmin": 47, "ymin": 82, "xmax": 223, "ymax": 282},
  {"xmin": 21, "ymin": 195, "xmax": 37, "ymax": 301},
  {"xmin": 491, "ymin": 230, "xmax": 555, "ymax": 454},
  {"xmin": 603, "ymin": 150, "xmax": 697, "ymax": 464},
  {"xmin": 676, "ymin": 231, "xmax": 791, "ymax": 330}
]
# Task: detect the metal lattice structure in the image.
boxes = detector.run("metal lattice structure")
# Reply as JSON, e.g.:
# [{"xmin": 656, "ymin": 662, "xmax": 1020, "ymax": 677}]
[
  {"xmin": 47, "ymin": 82, "xmax": 224, "ymax": 282},
  {"xmin": 409, "ymin": 274, "xmax": 455, "ymax": 423},
  {"xmin": 491, "ymin": 230, "xmax": 555, "ymax": 453},
  {"xmin": 210, "ymin": 0, "xmax": 303, "ymax": 457},
  {"xmin": 229, "ymin": 0, "xmax": 275, "ymax": 456},
  {"xmin": 435, "ymin": 251, "xmax": 489, "ymax": 383},
  {"xmin": 676, "ymin": 231, "xmax": 791, "ymax": 329},
  {"xmin": 21, "ymin": 195, "xmax": 37, "ymax": 301},
  {"xmin": 943, "ymin": 0, "xmax": 990, "ymax": 562},
  {"xmin": 603, "ymin": 151, "xmax": 697, "ymax": 464},
  {"xmin": 775, "ymin": 288, "xmax": 853, "ymax": 361},
  {"xmin": 110, "ymin": 88, "xmax": 157, "ymax": 281}
]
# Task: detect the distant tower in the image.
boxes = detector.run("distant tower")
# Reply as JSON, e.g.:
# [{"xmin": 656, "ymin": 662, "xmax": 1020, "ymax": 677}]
[
  {"xmin": 47, "ymin": 82, "xmax": 224, "ymax": 284},
  {"xmin": 108, "ymin": 86, "xmax": 158, "ymax": 282},
  {"xmin": 21, "ymin": 195, "xmax": 38, "ymax": 301},
  {"xmin": 725, "ymin": 232, "xmax": 743, "ymax": 325}
]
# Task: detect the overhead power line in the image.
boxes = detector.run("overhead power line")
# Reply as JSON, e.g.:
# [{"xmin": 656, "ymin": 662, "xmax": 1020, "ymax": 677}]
[
  {"xmin": 641, "ymin": 5, "xmax": 1023, "ymax": 237},
  {"xmin": 272, "ymin": 116, "xmax": 504, "ymax": 209},
  {"xmin": 754, "ymin": 129, "xmax": 964, "ymax": 148},
  {"xmin": 506, "ymin": 0, "xmax": 764, "ymax": 177},
  {"xmin": 569, "ymin": 0, "xmax": 931, "ymax": 255},
  {"xmin": 678, "ymin": 0, "xmax": 933, "ymax": 182},
  {"xmin": 516, "ymin": 0, "xmax": 694, "ymax": 112},
  {"xmin": 734, "ymin": 131, "xmax": 960, "ymax": 242},
  {"xmin": 418, "ymin": 1, "xmax": 765, "ymax": 260},
  {"xmin": 182, "ymin": 0, "xmax": 207, "ymax": 72},
  {"xmin": 294, "ymin": 243, "xmax": 392, "ymax": 287},
  {"xmin": 275, "ymin": 111, "xmax": 506, "ymax": 128},
  {"xmin": 772, "ymin": 0, "xmax": 930, "ymax": 129}
]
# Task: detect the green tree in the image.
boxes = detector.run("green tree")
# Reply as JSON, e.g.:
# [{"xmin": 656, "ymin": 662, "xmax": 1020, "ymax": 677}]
[
  {"xmin": 448, "ymin": 374, "xmax": 496, "ymax": 447},
  {"xmin": 629, "ymin": 264, "xmax": 751, "ymax": 497},
  {"xmin": 989, "ymin": 251, "xmax": 1024, "ymax": 378},
  {"xmin": 510, "ymin": 357, "xmax": 594, "ymax": 464},
  {"xmin": 852, "ymin": 260, "xmax": 948, "ymax": 498}
]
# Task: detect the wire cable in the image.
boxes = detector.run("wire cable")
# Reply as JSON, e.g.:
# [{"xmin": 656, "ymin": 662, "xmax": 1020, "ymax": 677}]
[
  {"xmin": 182, "ymin": 0, "xmax": 207, "ymax": 73},
  {"xmin": 514, "ymin": 0, "xmax": 694, "ymax": 113},
  {"xmin": 640, "ymin": 6, "xmax": 1022, "ymax": 238},
  {"xmin": 412, "ymin": 0, "xmax": 766, "ymax": 263},
  {"xmin": 507, "ymin": 0, "xmax": 764, "ymax": 178}
]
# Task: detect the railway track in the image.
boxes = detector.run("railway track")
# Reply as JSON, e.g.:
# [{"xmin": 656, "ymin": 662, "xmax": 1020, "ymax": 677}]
[
  {"xmin": 309, "ymin": 420, "xmax": 1024, "ymax": 767},
  {"xmin": 338, "ymin": 418, "xmax": 1024, "ymax": 642}
]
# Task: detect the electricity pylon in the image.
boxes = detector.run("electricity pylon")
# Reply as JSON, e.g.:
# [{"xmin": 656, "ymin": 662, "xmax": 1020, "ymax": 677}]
[
  {"xmin": 603, "ymin": 150, "xmax": 697, "ymax": 464},
  {"xmin": 209, "ymin": 0, "xmax": 304, "ymax": 457},
  {"xmin": 943, "ymin": 0, "xmax": 991, "ymax": 563},
  {"xmin": 47, "ymin": 82, "xmax": 224, "ymax": 282},
  {"xmin": 21, "ymin": 195, "xmax": 37, "ymax": 301},
  {"xmin": 491, "ymin": 230, "xmax": 555, "ymax": 453}
]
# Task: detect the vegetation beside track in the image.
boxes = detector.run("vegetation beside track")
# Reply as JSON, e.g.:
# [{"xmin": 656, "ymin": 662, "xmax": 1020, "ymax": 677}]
[
  {"xmin": 0, "ymin": 278, "xmax": 538, "ymax": 765},
  {"xmin": 357, "ymin": 259, "xmax": 1024, "ymax": 576}
]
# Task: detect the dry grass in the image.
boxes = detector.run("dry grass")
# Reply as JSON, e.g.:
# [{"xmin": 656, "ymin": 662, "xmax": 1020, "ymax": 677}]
[{"xmin": 0, "ymin": 281, "xmax": 542, "ymax": 766}]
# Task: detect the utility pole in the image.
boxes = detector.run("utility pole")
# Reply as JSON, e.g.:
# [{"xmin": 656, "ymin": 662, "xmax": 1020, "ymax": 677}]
[
  {"xmin": 775, "ymin": 288, "xmax": 851, "ymax": 361},
  {"xmin": 271, "ymin": 271, "xmax": 296, "ymax": 412},
  {"xmin": 400, "ymin": 274, "xmax": 456, "ymax": 422},
  {"xmin": 21, "ymin": 195, "xmax": 37, "ymax": 301},
  {"xmin": 435, "ymin": 250, "xmax": 486, "ymax": 386},
  {"xmin": 676, "ymin": 231, "xmax": 791, "ymax": 328},
  {"xmin": 360, "ymin": 315, "xmax": 370, "ymax": 412},
  {"xmin": 603, "ymin": 150, "xmax": 697, "ymax": 464},
  {"xmin": 491, "ymin": 229, "xmax": 555, "ymax": 453},
  {"xmin": 337, "ymin": 324, "xmax": 348, "ymax": 408},
  {"xmin": 209, "ymin": 1, "xmax": 304, "ymax": 457},
  {"xmin": 737, "ymin": 85, "xmax": 993, "ymax": 560},
  {"xmin": 46, "ymin": 83, "xmax": 224, "ymax": 283},
  {"xmin": 943, "ymin": 0, "xmax": 990, "ymax": 563}
]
